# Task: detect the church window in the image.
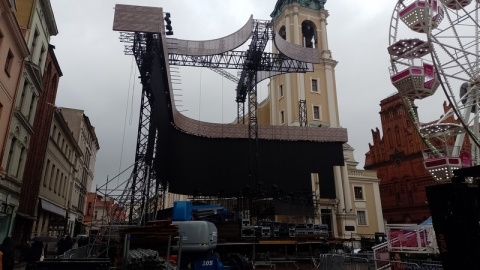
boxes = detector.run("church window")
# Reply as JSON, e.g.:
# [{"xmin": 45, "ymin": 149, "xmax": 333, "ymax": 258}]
[
  {"xmin": 357, "ymin": 210, "xmax": 367, "ymax": 225},
  {"xmin": 313, "ymin": 105, "xmax": 321, "ymax": 120},
  {"xmin": 311, "ymin": 79, "xmax": 318, "ymax": 92},
  {"xmin": 279, "ymin": 26, "xmax": 286, "ymax": 40},
  {"xmin": 301, "ymin": 21, "xmax": 317, "ymax": 48},
  {"xmin": 354, "ymin": 186, "xmax": 364, "ymax": 200}
]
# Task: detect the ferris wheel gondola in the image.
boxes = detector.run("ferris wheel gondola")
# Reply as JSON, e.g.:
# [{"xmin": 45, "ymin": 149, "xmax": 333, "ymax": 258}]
[{"xmin": 388, "ymin": 0, "xmax": 480, "ymax": 182}]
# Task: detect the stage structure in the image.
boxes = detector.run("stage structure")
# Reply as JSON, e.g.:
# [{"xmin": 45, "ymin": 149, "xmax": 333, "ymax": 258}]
[{"xmin": 100, "ymin": 4, "xmax": 347, "ymax": 227}]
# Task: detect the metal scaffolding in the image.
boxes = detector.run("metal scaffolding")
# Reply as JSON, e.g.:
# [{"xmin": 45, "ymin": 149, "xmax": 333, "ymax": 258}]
[{"xmin": 106, "ymin": 8, "xmax": 319, "ymax": 228}]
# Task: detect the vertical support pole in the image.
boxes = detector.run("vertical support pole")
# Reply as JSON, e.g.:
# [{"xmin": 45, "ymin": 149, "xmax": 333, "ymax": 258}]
[
  {"xmin": 176, "ymin": 234, "xmax": 183, "ymax": 270},
  {"xmin": 299, "ymin": 100, "xmax": 307, "ymax": 126},
  {"xmin": 167, "ymin": 235, "xmax": 172, "ymax": 262},
  {"xmin": 123, "ymin": 233, "xmax": 130, "ymax": 268}
]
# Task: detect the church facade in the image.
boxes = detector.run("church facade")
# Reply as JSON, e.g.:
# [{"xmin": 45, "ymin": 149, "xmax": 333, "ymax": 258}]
[{"xmin": 257, "ymin": 0, "xmax": 385, "ymax": 238}]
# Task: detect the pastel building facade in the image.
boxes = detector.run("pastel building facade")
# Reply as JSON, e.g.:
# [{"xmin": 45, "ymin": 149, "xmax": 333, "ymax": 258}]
[
  {"xmin": 32, "ymin": 108, "xmax": 80, "ymax": 237},
  {"xmin": 0, "ymin": 0, "xmax": 29, "ymax": 241},
  {"xmin": 6, "ymin": 0, "xmax": 57, "ymax": 242}
]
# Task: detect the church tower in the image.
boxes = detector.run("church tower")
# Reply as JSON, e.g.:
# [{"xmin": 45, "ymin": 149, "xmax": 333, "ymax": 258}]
[
  {"xmin": 258, "ymin": 0, "xmax": 385, "ymax": 239},
  {"xmin": 262, "ymin": 0, "xmax": 338, "ymax": 128}
]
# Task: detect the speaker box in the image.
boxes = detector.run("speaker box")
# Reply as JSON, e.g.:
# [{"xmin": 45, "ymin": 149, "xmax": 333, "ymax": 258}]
[{"xmin": 426, "ymin": 183, "xmax": 480, "ymax": 270}]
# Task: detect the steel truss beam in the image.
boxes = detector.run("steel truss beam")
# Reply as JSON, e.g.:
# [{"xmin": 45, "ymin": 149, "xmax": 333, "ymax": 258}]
[
  {"xmin": 101, "ymin": 32, "xmax": 164, "ymax": 226},
  {"xmin": 168, "ymin": 52, "xmax": 310, "ymax": 72},
  {"xmin": 190, "ymin": 56, "xmax": 239, "ymax": 83}
]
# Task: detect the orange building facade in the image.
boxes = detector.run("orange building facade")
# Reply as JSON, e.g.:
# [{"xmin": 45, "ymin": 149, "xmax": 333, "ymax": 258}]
[{"xmin": 84, "ymin": 192, "xmax": 125, "ymax": 235}]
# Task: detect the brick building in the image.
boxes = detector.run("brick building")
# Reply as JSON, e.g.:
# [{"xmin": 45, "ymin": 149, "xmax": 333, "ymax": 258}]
[{"xmin": 364, "ymin": 93, "xmax": 469, "ymax": 224}]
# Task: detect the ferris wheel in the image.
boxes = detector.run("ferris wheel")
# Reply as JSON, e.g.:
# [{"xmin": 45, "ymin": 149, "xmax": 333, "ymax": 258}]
[{"xmin": 388, "ymin": 0, "xmax": 480, "ymax": 182}]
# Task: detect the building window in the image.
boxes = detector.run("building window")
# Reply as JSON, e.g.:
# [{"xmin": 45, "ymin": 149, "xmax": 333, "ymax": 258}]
[
  {"xmin": 4, "ymin": 50, "xmax": 13, "ymax": 76},
  {"xmin": 62, "ymin": 175, "xmax": 67, "ymax": 198},
  {"xmin": 65, "ymin": 177, "xmax": 69, "ymax": 198},
  {"xmin": 43, "ymin": 160, "xmax": 50, "ymax": 187},
  {"xmin": 52, "ymin": 168, "xmax": 59, "ymax": 191},
  {"xmin": 354, "ymin": 186, "xmax": 364, "ymax": 200},
  {"xmin": 87, "ymin": 202, "xmax": 92, "ymax": 215},
  {"xmin": 279, "ymin": 84, "xmax": 284, "ymax": 98},
  {"xmin": 49, "ymin": 165, "xmax": 56, "ymax": 189},
  {"xmin": 16, "ymin": 146, "xmax": 25, "ymax": 177},
  {"xmin": 19, "ymin": 81, "xmax": 29, "ymax": 112},
  {"xmin": 94, "ymin": 211, "xmax": 98, "ymax": 220},
  {"xmin": 280, "ymin": 110, "xmax": 285, "ymax": 125},
  {"xmin": 357, "ymin": 210, "xmax": 367, "ymax": 225},
  {"xmin": 311, "ymin": 79, "xmax": 318, "ymax": 92},
  {"xmin": 58, "ymin": 173, "xmax": 64, "ymax": 196},
  {"xmin": 53, "ymin": 170, "xmax": 60, "ymax": 193},
  {"xmin": 313, "ymin": 105, "xmax": 320, "ymax": 120},
  {"xmin": 39, "ymin": 45, "xmax": 46, "ymax": 67},
  {"xmin": 82, "ymin": 169, "xmax": 87, "ymax": 187},
  {"xmin": 79, "ymin": 195, "xmax": 85, "ymax": 213},
  {"xmin": 27, "ymin": 92, "xmax": 35, "ymax": 120},
  {"xmin": 6, "ymin": 137, "xmax": 16, "ymax": 175},
  {"xmin": 31, "ymin": 28, "xmax": 39, "ymax": 62}
]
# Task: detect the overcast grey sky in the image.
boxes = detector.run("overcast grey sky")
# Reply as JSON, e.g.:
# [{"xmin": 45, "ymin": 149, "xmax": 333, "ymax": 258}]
[{"xmin": 48, "ymin": 0, "xmax": 449, "ymax": 191}]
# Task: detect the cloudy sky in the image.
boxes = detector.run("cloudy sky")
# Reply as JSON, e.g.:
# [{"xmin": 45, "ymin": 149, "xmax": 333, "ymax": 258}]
[{"xmin": 48, "ymin": 0, "xmax": 451, "ymax": 191}]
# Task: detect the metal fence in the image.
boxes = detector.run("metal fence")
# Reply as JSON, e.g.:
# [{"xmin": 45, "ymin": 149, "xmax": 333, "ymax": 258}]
[
  {"xmin": 311, "ymin": 254, "xmax": 443, "ymax": 270},
  {"xmin": 57, "ymin": 245, "xmax": 89, "ymax": 259}
]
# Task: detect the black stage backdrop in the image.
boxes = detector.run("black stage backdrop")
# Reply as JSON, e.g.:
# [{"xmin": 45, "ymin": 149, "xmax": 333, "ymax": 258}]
[{"xmin": 150, "ymin": 40, "xmax": 344, "ymax": 198}]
